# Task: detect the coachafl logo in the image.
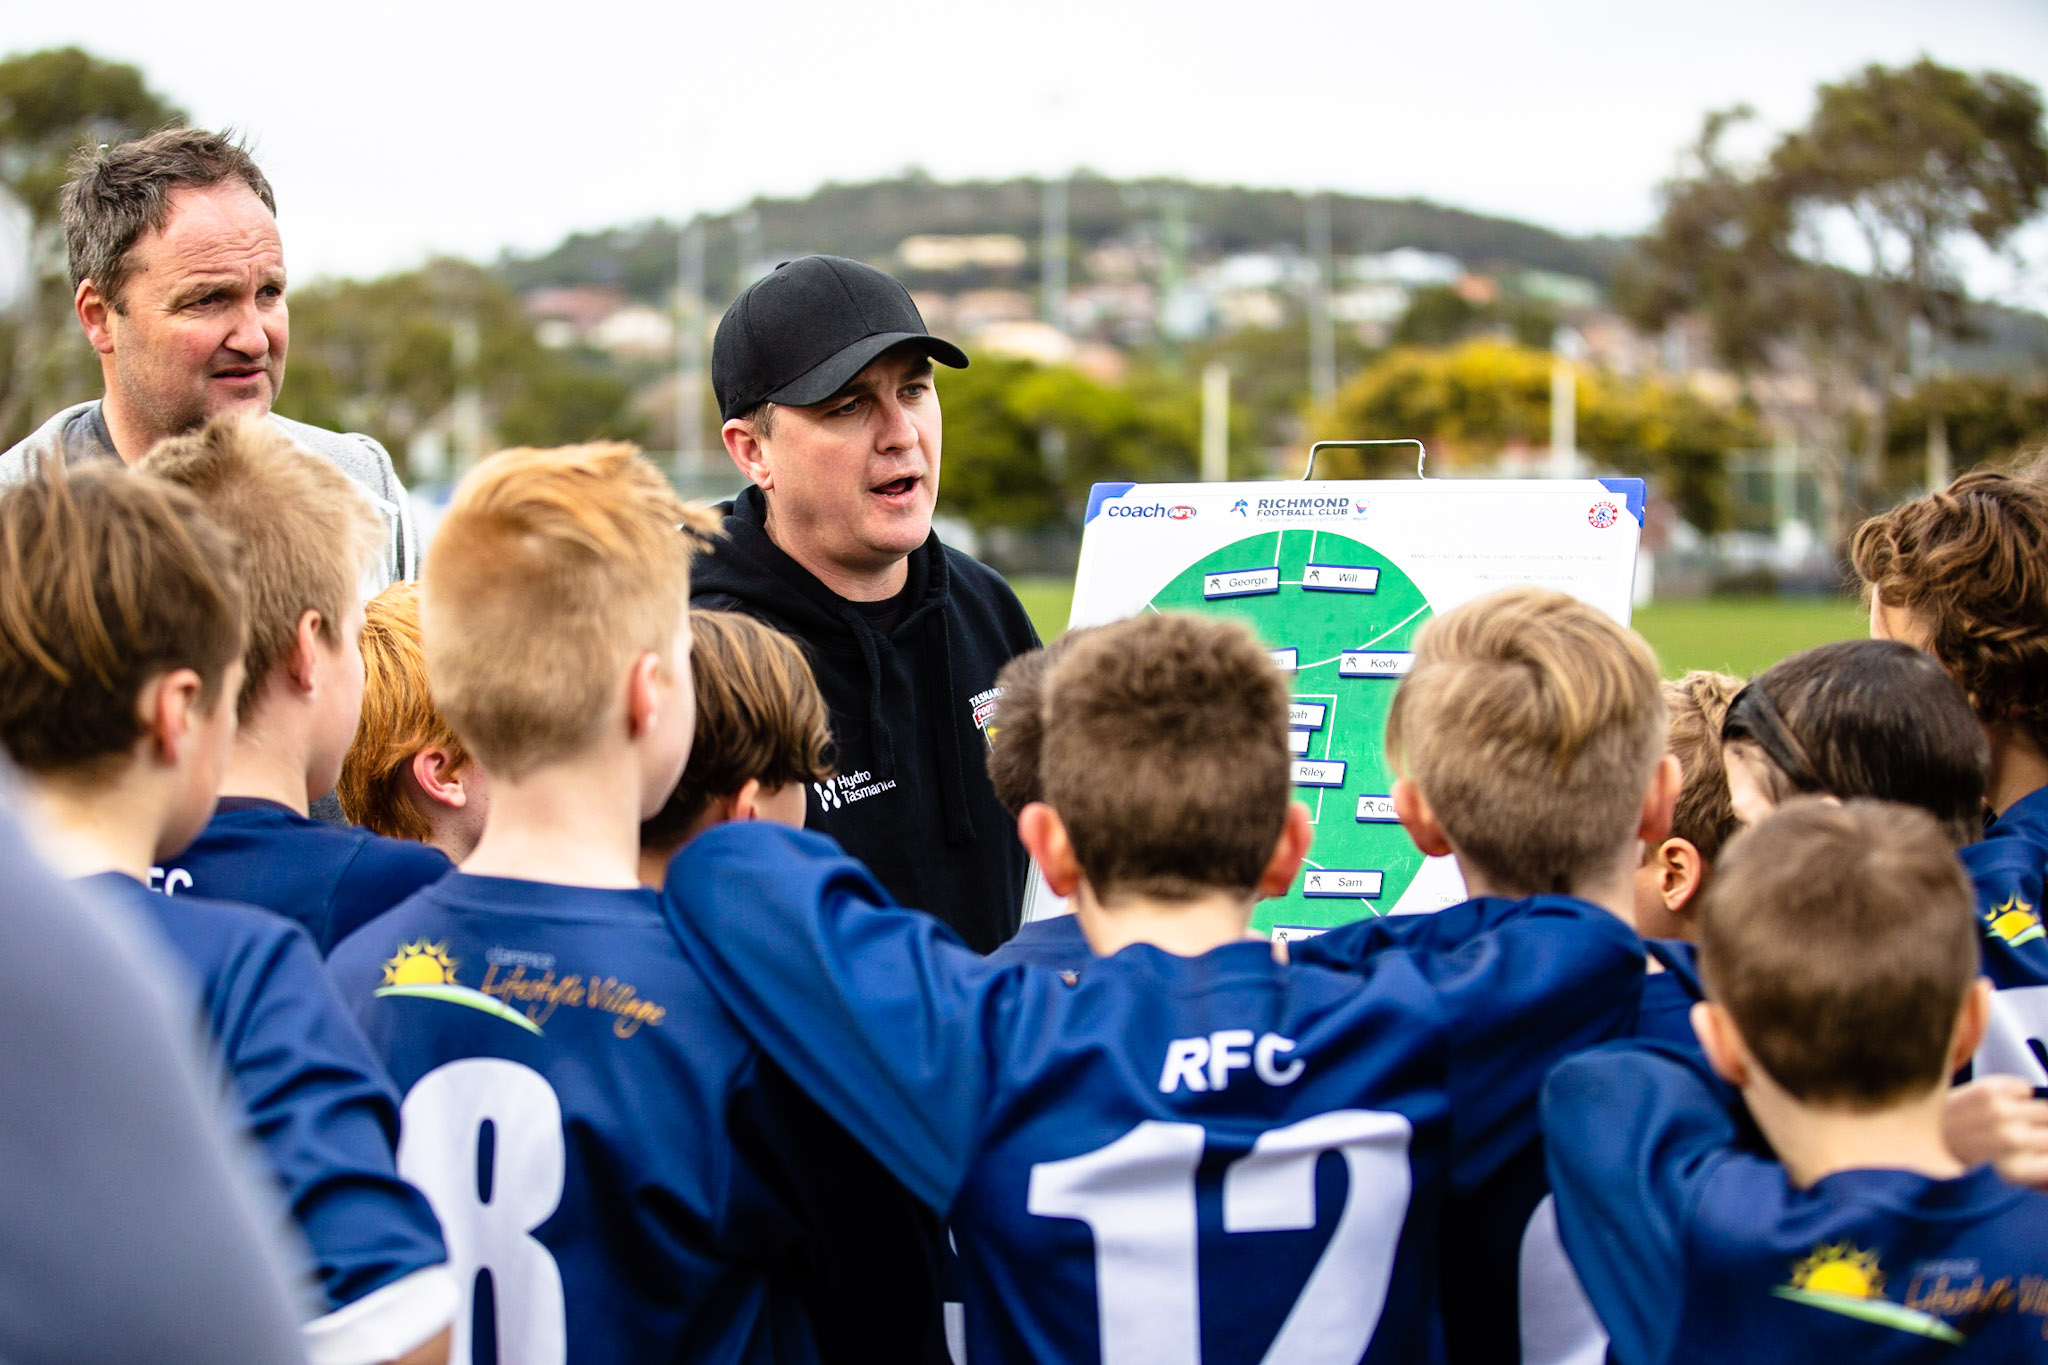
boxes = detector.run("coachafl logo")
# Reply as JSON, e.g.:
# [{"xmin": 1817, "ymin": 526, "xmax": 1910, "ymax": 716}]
[
  {"xmin": 1587, "ymin": 501, "xmax": 1620, "ymax": 529},
  {"xmin": 1168, "ymin": 505, "xmax": 1196, "ymax": 520}
]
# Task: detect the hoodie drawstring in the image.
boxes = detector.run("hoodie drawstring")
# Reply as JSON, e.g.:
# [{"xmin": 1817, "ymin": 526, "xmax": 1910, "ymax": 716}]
[
  {"xmin": 924, "ymin": 614, "xmax": 976, "ymax": 847},
  {"xmin": 842, "ymin": 608, "xmax": 897, "ymax": 779}
]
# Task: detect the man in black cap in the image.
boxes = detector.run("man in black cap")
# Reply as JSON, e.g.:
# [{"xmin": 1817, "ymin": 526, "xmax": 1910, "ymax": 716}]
[{"xmin": 695, "ymin": 255, "xmax": 1039, "ymax": 952}]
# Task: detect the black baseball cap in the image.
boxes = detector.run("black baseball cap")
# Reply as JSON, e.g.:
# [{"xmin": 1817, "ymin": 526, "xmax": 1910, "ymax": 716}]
[{"xmin": 712, "ymin": 255, "xmax": 969, "ymax": 422}]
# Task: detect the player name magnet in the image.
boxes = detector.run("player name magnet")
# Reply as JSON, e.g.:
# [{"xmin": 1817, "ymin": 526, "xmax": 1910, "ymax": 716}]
[
  {"xmin": 1203, "ymin": 567, "xmax": 1281, "ymax": 600},
  {"xmin": 1292, "ymin": 759, "xmax": 1346, "ymax": 787},
  {"xmin": 1303, "ymin": 869, "xmax": 1385, "ymax": 898},
  {"xmin": 1355, "ymin": 794, "xmax": 1399, "ymax": 823},
  {"xmin": 1338, "ymin": 651, "xmax": 1413, "ymax": 678},
  {"xmin": 1301, "ymin": 564, "xmax": 1380, "ymax": 593}
]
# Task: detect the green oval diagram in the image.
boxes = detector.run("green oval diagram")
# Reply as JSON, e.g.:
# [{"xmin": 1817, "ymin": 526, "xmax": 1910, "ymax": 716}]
[{"xmin": 1146, "ymin": 528, "xmax": 1434, "ymax": 935}]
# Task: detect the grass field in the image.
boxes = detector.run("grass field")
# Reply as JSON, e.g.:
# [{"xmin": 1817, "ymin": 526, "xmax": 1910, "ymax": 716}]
[{"xmin": 1007, "ymin": 577, "xmax": 1869, "ymax": 680}]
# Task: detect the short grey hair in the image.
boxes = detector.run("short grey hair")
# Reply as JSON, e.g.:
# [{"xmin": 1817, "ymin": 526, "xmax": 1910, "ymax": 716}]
[{"xmin": 59, "ymin": 128, "xmax": 275, "ymax": 308}]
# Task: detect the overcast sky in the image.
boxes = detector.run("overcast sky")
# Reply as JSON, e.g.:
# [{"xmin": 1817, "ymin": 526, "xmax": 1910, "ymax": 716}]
[{"xmin": 7, "ymin": 0, "xmax": 2048, "ymax": 303}]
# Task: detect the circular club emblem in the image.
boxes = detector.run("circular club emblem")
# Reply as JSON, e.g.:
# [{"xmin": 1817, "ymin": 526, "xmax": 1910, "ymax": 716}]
[{"xmin": 1587, "ymin": 501, "xmax": 1620, "ymax": 529}]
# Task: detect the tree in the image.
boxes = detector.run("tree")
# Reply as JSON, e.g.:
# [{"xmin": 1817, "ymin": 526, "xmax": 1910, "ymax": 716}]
[
  {"xmin": 1311, "ymin": 339, "xmax": 1752, "ymax": 530},
  {"xmin": 0, "ymin": 47, "xmax": 184, "ymax": 441},
  {"xmin": 278, "ymin": 259, "xmax": 643, "ymax": 479},
  {"xmin": 937, "ymin": 357, "xmax": 1245, "ymax": 530},
  {"xmin": 1622, "ymin": 60, "xmax": 2048, "ymax": 538}
]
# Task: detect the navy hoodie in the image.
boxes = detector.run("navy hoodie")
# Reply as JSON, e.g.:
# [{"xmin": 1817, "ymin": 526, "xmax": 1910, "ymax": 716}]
[{"xmin": 692, "ymin": 486, "xmax": 1038, "ymax": 952}]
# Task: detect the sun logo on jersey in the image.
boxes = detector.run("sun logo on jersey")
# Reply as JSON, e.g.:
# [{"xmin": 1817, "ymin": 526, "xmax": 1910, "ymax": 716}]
[
  {"xmin": 383, "ymin": 940, "xmax": 459, "ymax": 987},
  {"xmin": 376, "ymin": 940, "xmax": 543, "ymax": 1036},
  {"xmin": 1773, "ymin": 1243, "xmax": 1963, "ymax": 1344},
  {"xmin": 1790, "ymin": 1244, "xmax": 1884, "ymax": 1299},
  {"xmin": 1984, "ymin": 894, "xmax": 2044, "ymax": 948}
]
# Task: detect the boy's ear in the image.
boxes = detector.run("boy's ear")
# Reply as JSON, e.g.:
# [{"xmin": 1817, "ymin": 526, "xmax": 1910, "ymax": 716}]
[
  {"xmin": 1017, "ymin": 801, "xmax": 1082, "ymax": 897},
  {"xmin": 409, "ymin": 747, "xmax": 471, "ymax": 811},
  {"xmin": 1654, "ymin": 837, "xmax": 1708, "ymax": 917},
  {"xmin": 1639, "ymin": 753, "xmax": 1682, "ymax": 847},
  {"xmin": 142, "ymin": 667, "xmax": 205, "ymax": 764},
  {"xmin": 624, "ymin": 650, "xmax": 664, "ymax": 739},
  {"xmin": 285, "ymin": 609, "xmax": 324, "ymax": 693},
  {"xmin": 1257, "ymin": 802, "xmax": 1314, "ymax": 899},
  {"xmin": 1691, "ymin": 1001, "xmax": 1751, "ymax": 1089},
  {"xmin": 1949, "ymin": 978, "xmax": 1995, "ymax": 1073},
  {"xmin": 1392, "ymin": 778, "xmax": 1453, "ymax": 859},
  {"xmin": 728, "ymin": 778, "xmax": 766, "ymax": 822}
]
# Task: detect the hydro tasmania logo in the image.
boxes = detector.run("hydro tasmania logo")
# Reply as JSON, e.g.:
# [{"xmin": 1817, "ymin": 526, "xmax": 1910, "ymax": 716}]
[
  {"xmin": 1104, "ymin": 501, "xmax": 1198, "ymax": 521},
  {"xmin": 813, "ymin": 770, "xmax": 897, "ymax": 811}
]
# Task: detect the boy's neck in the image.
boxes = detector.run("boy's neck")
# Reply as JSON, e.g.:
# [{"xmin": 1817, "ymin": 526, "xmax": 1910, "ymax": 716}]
[
  {"xmin": 1745, "ymin": 1073, "xmax": 1965, "ymax": 1188},
  {"xmin": 1461, "ymin": 849, "xmax": 1640, "ymax": 929},
  {"xmin": 219, "ymin": 707, "xmax": 314, "ymax": 817},
  {"xmin": 1986, "ymin": 727, "xmax": 2048, "ymax": 819},
  {"xmin": 21, "ymin": 769, "xmax": 167, "ymax": 882},
  {"xmin": 464, "ymin": 752, "xmax": 645, "ymax": 890},
  {"xmin": 1074, "ymin": 883, "xmax": 1260, "ymax": 958}
]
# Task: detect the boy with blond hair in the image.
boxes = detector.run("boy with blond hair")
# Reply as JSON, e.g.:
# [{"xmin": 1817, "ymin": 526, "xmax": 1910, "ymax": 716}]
[
  {"xmin": 1637, "ymin": 670, "xmax": 1742, "ymax": 943},
  {"xmin": 1283, "ymin": 585, "xmax": 1681, "ymax": 1365},
  {"xmin": 635, "ymin": 609, "xmax": 832, "ymax": 888},
  {"xmin": 337, "ymin": 582, "xmax": 488, "ymax": 862},
  {"xmin": 0, "ymin": 464, "xmax": 453, "ymax": 1364},
  {"xmin": 1628, "ymin": 670, "xmax": 1744, "ymax": 1049},
  {"xmin": 1545, "ymin": 800, "xmax": 2048, "ymax": 1361},
  {"xmin": 660, "ymin": 598, "xmax": 1654, "ymax": 1363},
  {"xmin": 139, "ymin": 414, "xmax": 450, "ymax": 950},
  {"xmin": 327, "ymin": 444, "xmax": 945, "ymax": 1364}
]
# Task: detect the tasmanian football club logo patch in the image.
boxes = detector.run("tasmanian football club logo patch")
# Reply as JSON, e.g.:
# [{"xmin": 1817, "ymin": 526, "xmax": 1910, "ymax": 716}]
[
  {"xmin": 970, "ymin": 685, "xmax": 1005, "ymax": 750},
  {"xmin": 378, "ymin": 940, "xmax": 543, "ymax": 1035},
  {"xmin": 1772, "ymin": 1242, "xmax": 1963, "ymax": 1344}
]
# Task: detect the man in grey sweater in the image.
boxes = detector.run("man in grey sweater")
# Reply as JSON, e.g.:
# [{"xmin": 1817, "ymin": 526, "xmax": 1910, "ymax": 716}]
[{"xmin": 1, "ymin": 128, "xmax": 413, "ymax": 585}]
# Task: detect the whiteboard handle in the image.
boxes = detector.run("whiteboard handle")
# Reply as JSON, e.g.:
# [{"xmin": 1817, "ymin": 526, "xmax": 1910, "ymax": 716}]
[{"xmin": 1304, "ymin": 439, "xmax": 1428, "ymax": 481}]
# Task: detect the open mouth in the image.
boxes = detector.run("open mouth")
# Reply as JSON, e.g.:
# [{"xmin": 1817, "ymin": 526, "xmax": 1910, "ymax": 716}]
[{"xmin": 870, "ymin": 475, "xmax": 920, "ymax": 501}]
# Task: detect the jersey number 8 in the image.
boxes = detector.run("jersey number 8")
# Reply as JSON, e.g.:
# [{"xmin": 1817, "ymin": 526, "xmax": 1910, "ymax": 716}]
[{"xmin": 400, "ymin": 1058, "xmax": 569, "ymax": 1365}]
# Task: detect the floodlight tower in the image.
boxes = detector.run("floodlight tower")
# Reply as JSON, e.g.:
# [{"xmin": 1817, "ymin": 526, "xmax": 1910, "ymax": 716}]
[
  {"xmin": 677, "ymin": 217, "xmax": 706, "ymax": 482},
  {"xmin": 1307, "ymin": 192, "xmax": 1337, "ymax": 408},
  {"xmin": 1042, "ymin": 174, "xmax": 1069, "ymax": 331}
]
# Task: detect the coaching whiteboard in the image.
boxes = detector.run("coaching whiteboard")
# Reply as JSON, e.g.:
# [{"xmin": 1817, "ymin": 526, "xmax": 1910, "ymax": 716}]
[{"xmin": 1061, "ymin": 476, "xmax": 1645, "ymax": 938}]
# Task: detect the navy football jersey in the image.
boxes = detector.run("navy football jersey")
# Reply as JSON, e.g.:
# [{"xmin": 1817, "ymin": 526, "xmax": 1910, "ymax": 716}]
[
  {"xmin": 1291, "ymin": 898, "xmax": 1672, "ymax": 1365},
  {"xmin": 164, "ymin": 796, "xmax": 452, "ymax": 951},
  {"xmin": 661, "ymin": 824, "xmax": 1647, "ymax": 1365},
  {"xmin": 1545, "ymin": 1041, "xmax": 2048, "ymax": 1362},
  {"xmin": 983, "ymin": 912, "xmax": 1092, "ymax": 979},
  {"xmin": 1637, "ymin": 939, "xmax": 1707, "ymax": 1049},
  {"xmin": 80, "ymin": 872, "xmax": 452, "ymax": 1349},
  {"xmin": 327, "ymin": 872, "xmax": 943, "ymax": 1365},
  {"xmin": 1962, "ymin": 786, "xmax": 2048, "ymax": 1087}
]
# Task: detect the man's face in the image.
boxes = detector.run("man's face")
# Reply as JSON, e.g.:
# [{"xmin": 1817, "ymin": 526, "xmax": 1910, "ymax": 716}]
[
  {"xmin": 740, "ymin": 345, "xmax": 941, "ymax": 588},
  {"xmin": 90, "ymin": 182, "xmax": 288, "ymax": 447}
]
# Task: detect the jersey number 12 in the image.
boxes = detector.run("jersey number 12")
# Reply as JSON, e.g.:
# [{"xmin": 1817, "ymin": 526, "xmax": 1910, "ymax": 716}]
[{"xmin": 1027, "ymin": 1110, "xmax": 1412, "ymax": 1365}]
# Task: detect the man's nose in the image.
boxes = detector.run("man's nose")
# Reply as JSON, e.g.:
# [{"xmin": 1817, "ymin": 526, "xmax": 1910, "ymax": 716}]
[
  {"xmin": 223, "ymin": 299, "xmax": 269, "ymax": 357},
  {"xmin": 875, "ymin": 394, "xmax": 917, "ymax": 452}
]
